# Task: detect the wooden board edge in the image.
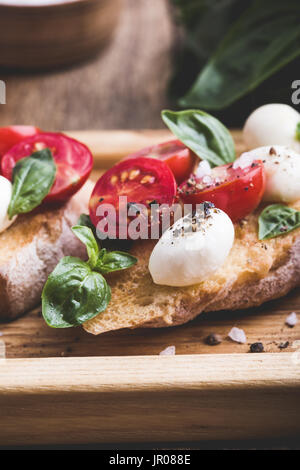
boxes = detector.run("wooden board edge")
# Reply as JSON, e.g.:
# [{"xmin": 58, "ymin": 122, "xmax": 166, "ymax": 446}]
[
  {"xmin": 66, "ymin": 129, "xmax": 173, "ymax": 167},
  {"xmin": 66, "ymin": 129, "xmax": 244, "ymax": 168},
  {"xmin": 0, "ymin": 354, "xmax": 299, "ymax": 445},
  {"xmin": 1, "ymin": 353, "xmax": 300, "ymax": 391}
]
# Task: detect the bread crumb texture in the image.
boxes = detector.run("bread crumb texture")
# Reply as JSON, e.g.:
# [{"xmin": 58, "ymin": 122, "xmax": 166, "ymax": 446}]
[{"xmin": 0, "ymin": 182, "xmax": 92, "ymax": 320}]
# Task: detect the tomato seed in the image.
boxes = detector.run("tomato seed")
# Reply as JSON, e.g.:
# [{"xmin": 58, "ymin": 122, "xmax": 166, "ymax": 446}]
[
  {"xmin": 111, "ymin": 175, "xmax": 118, "ymax": 185},
  {"xmin": 129, "ymin": 169, "xmax": 140, "ymax": 180},
  {"xmin": 121, "ymin": 171, "xmax": 128, "ymax": 182},
  {"xmin": 141, "ymin": 175, "xmax": 155, "ymax": 184}
]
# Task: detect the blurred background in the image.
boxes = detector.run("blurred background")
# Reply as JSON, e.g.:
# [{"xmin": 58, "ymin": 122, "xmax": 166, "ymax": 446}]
[{"xmin": 0, "ymin": 0, "xmax": 299, "ymax": 131}]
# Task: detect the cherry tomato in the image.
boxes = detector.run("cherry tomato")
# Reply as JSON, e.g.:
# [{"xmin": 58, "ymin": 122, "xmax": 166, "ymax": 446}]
[
  {"xmin": 0, "ymin": 126, "xmax": 40, "ymax": 162},
  {"xmin": 125, "ymin": 140, "xmax": 196, "ymax": 184},
  {"xmin": 1, "ymin": 132, "xmax": 93, "ymax": 203},
  {"xmin": 179, "ymin": 160, "xmax": 266, "ymax": 222},
  {"xmin": 89, "ymin": 157, "xmax": 177, "ymax": 239}
]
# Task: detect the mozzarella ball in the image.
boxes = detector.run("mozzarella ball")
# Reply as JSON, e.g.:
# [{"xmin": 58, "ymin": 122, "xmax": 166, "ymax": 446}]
[
  {"xmin": 243, "ymin": 104, "xmax": 300, "ymax": 152},
  {"xmin": 0, "ymin": 175, "xmax": 17, "ymax": 233},
  {"xmin": 149, "ymin": 207, "xmax": 234, "ymax": 287},
  {"xmin": 239, "ymin": 145, "xmax": 300, "ymax": 203}
]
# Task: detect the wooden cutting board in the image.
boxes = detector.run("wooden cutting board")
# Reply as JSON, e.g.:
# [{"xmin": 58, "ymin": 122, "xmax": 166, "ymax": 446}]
[
  {"xmin": 0, "ymin": 130, "xmax": 299, "ymax": 447},
  {"xmin": 0, "ymin": 130, "xmax": 299, "ymax": 359}
]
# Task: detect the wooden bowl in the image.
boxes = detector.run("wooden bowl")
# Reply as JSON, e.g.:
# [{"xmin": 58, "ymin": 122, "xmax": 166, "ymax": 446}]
[{"xmin": 0, "ymin": 0, "xmax": 121, "ymax": 69}]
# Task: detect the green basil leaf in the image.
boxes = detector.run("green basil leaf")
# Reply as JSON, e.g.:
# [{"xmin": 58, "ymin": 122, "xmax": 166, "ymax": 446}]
[
  {"xmin": 296, "ymin": 122, "xmax": 300, "ymax": 142},
  {"xmin": 259, "ymin": 204, "xmax": 300, "ymax": 240},
  {"xmin": 72, "ymin": 225, "xmax": 99, "ymax": 269},
  {"xmin": 95, "ymin": 249, "xmax": 137, "ymax": 274},
  {"xmin": 162, "ymin": 109, "xmax": 235, "ymax": 166},
  {"xmin": 42, "ymin": 256, "xmax": 111, "ymax": 328},
  {"xmin": 77, "ymin": 214, "xmax": 95, "ymax": 232},
  {"xmin": 171, "ymin": 0, "xmax": 248, "ymax": 63},
  {"xmin": 77, "ymin": 213, "xmax": 107, "ymax": 247},
  {"xmin": 180, "ymin": 0, "xmax": 300, "ymax": 110},
  {"xmin": 8, "ymin": 148, "xmax": 56, "ymax": 219}
]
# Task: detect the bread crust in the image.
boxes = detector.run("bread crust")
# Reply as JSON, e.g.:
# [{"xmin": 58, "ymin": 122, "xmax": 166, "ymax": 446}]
[
  {"xmin": 0, "ymin": 182, "xmax": 92, "ymax": 321},
  {"xmin": 141, "ymin": 236, "xmax": 300, "ymax": 329}
]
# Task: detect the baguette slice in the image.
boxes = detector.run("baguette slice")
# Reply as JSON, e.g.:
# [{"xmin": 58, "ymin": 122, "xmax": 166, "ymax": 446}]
[
  {"xmin": 0, "ymin": 181, "xmax": 93, "ymax": 321},
  {"xmin": 84, "ymin": 201, "xmax": 300, "ymax": 335}
]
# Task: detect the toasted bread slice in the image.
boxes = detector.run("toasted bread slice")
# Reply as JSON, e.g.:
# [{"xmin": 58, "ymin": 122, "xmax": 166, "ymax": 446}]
[
  {"xmin": 0, "ymin": 181, "xmax": 93, "ymax": 321},
  {"xmin": 84, "ymin": 201, "xmax": 300, "ymax": 335}
]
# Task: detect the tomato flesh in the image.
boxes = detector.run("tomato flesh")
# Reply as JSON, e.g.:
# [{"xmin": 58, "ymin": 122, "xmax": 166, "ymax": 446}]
[
  {"xmin": 126, "ymin": 140, "xmax": 196, "ymax": 184},
  {"xmin": 0, "ymin": 126, "xmax": 40, "ymax": 165},
  {"xmin": 89, "ymin": 157, "xmax": 177, "ymax": 239},
  {"xmin": 179, "ymin": 161, "xmax": 266, "ymax": 222},
  {"xmin": 1, "ymin": 132, "xmax": 93, "ymax": 203}
]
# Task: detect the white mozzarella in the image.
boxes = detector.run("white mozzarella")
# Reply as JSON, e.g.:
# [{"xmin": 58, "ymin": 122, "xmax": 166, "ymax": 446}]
[
  {"xmin": 238, "ymin": 145, "xmax": 300, "ymax": 203},
  {"xmin": 0, "ymin": 175, "xmax": 17, "ymax": 233},
  {"xmin": 149, "ymin": 207, "xmax": 234, "ymax": 287},
  {"xmin": 243, "ymin": 104, "xmax": 300, "ymax": 152}
]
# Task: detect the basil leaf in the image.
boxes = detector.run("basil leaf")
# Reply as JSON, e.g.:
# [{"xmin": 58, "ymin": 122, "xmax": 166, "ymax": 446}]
[
  {"xmin": 162, "ymin": 109, "xmax": 235, "ymax": 166},
  {"xmin": 42, "ymin": 256, "xmax": 111, "ymax": 328},
  {"xmin": 180, "ymin": 0, "xmax": 300, "ymax": 110},
  {"xmin": 42, "ymin": 223, "xmax": 137, "ymax": 328},
  {"xmin": 73, "ymin": 222, "xmax": 137, "ymax": 273},
  {"xmin": 8, "ymin": 148, "xmax": 56, "ymax": 219},
  {"xmin": 72, "ymin": 225, "xmax": 99, "ymax": 269},
  {"xmin": 95, "ymin": 249, "xmax": 137, "ymax": 274},
  {"xmin": 77, "ymin": 214, "xmax": 95, "ymax": 232},
  {"xmin": 77, "ymin": 213, "xmax": 108, "ymax": 247},
  {"xmin": 259, "ymin": 204, "xmax": 300, "ymax": 240},
  {"xmin": 296, "ymin": 123, "xmax": 300, "ymax": 142}
]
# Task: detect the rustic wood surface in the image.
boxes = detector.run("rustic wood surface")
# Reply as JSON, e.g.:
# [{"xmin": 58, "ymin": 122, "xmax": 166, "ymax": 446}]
[
  {"xmin": 1, "ymin": 289, "xmax": 299, "ymax": 359},
  {"xmin": 0, "ymin": 0, "xmax": 174, "ymax": 130},
  {"xmin": 0, "ymin": 130, "xmax": 299, "ymax": 359},
  {"xmin": 0, "ymin": 354, "xmax": 299, "ymax": 445},
  {"xmin": 0, "ymin": 130, "xmax": 299, "ymax": 447},
  {"xmin": 0, "ymin": 2, "xmax": 299, "ymax": 449}
]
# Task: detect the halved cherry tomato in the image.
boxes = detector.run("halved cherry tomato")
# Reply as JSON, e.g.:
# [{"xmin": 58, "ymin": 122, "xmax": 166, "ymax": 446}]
[
  {"xmin": 179, "ymin": 161, "xmax": 266, "ymax": 222},
  {"xmin": 89, "ymin": 157, "xmax": 177, "ymax": 239},
  {"xmin": 0, "ymin": 126, "xmax": 40, "ymax": 162},
  {"xmin": 1, "ymin": 132, "xmax": 93, "ymax": 203},
  {"xmin": 125, "ymin": 140, "xmax": 196, "ymax": 184}
]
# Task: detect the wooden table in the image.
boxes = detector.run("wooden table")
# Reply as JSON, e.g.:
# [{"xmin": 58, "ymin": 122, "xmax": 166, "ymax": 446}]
[
  {"xmin": 0, "ymin": 1, "xmax": 299, "ymax": 448},
  {"xmin": 0, "ymin": 0, "xmax": 174, "ymax": 131},
  {"xmin": 0, "ymin": 130, "xmax": 300, "ymax": 449}
]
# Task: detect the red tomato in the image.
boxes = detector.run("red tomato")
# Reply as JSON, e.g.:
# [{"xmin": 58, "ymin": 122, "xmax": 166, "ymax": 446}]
[
  {"xmin": 179, "ymin": 161, "xmax": 266, "ymax": 222},
  {"xmin": 125, "ymin": 140, "xmax": 196, "ymax": 184},
  {"xmin": 89, "ymin": 157, "xmax": 177, "ymax": 239},
  {"xmin": 0, "ymin": 126, "xmax": 40, "ymax": 162},
  {"xmin": 1, "ymin": 132, "xmax": 93, "ymax": 203}
]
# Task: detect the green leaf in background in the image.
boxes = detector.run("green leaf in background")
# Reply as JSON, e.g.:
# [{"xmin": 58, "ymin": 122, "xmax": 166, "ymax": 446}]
[
  {"xmin": 95, "ymin": 248, "xmax": 137, "ymax": 274},
  {"xmin": 258, "ymin": 204, "xmax": 300, "ymax": 240},
  {"xmin": 72, "ymin": 225, "xmax": 99, "ymax": 269},
  {"xmin": 162, "ymin": 109, "xmax": 235, "ymax": 166},
  {"xmin": 171, "ymin": 0, "xmax": 248, "ymax": 63},
  {"xmin": 8, "ymin": 148, "xmax": 56, "ymax": 219},
  {"xmin": 178, "ymin": 0, "xmax": 300, "ymax": 110},
  {"xmin": 42, "ymin": 256, "xmax": 111, "ymax": 328},
  {"xmin": 296, "ymin": 123, "xmax": 300, "ymax": 142}
]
